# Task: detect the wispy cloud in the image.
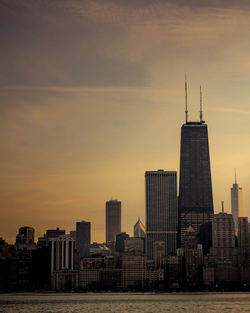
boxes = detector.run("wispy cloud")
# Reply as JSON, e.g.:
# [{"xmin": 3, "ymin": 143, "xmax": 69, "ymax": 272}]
[{"xmin": 208, "ymin": 106, "xmax": 250, "ymax": 115}]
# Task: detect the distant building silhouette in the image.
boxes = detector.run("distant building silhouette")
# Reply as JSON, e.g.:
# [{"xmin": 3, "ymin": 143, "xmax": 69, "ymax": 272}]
[
  {"xmin": 231, "ymin": 171, "xmax": 243, "ymax": 234},
  {"xmin": 134, "ymin": 218, "xmax": 146, "ymax": 238},
  {"xmin": 116, "ymin": 232, "xmax": 129, "ymax": 253},
  {"xmin": 76, "ymin": 221, "xmax": 91, "ymax": 264},
  {"xmin": 145, "ymin": 170, "xmax": 178, "ymax": 260},
  {"xmin": 38, "ymin": 227, "xmax": 66, "ymax": 247},
  {"xmin": 46, "ymin": 228, "xmax": 66, "ymax": 239},
  {"xmin": 238, "ymin": 217, "xmax": 249, "ymax": 264},
  {"xmin": 106, "ymin": 200, "xmax": 121, "ymax": 243},
  {"xmin": 16, "ymin": 226, "xmax": 35, "ymax": 244},
  {"xmin": 15, "ymin": 226, "xmax": 36, "ymax": 249}
]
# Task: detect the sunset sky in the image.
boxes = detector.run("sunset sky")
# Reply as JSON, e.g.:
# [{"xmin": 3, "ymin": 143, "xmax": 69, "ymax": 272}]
[{"xmin": 1, "ymin": 0, "xmax": 250, "ymax": 244}]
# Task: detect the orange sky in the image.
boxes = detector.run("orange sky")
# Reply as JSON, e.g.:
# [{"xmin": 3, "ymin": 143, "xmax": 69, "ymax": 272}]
[{"xmin": 1, "ymin": 1, "xmax": 250, "ymax": 244}]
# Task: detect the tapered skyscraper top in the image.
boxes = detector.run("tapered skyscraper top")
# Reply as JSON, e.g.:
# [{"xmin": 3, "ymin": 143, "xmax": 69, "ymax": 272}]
[
  {"xmin": 231, "ymin": 171, "xmax": 243, "ymax": 234},
  {"xmin": 179, "ymin": 82, "xmax": 214, "ymax": 254}
]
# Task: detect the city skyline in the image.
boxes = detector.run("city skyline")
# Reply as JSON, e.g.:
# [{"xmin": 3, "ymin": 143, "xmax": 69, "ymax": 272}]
[{"xmin": 1, "ymin": 0, "xmax": 250, "ymax": 244}]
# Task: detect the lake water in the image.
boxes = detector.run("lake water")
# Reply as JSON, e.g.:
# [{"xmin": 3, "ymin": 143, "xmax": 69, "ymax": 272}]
[{"xmin": 0, "ymin": 293, "xmax": 250, "ymax": 313}]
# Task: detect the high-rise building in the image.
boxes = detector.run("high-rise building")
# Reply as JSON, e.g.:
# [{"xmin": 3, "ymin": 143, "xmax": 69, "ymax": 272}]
[
  {"xmin": 212, "ymin": 211, "xmax": 235, "ymax": 261},
  {"xmin": 179, "ymin": 83, "xmax": 214, "ymax": 253},
  {"xmin": 231, "ymin": 171, "xmax": 243, "ymax": 234},
  {"xmin": 181, "ymin": 226, "xmax": 203, "ymax": 287},
  {"xmin": 106, "ymin": 200, "xmax": 121, "ymax": 243},
  {"xmin": 145, "ymin": 170, "xmax": 178, "ymax": 260},
  {"xmin": 76, "ymin": 221, "xmax": 91, "ymax": 263},
  {"xmin": 122, "ymin": 237, "xmax": 146, "ymax": 288},
  {"xmin": 134, "ymin": 218, "xmax": 146, "ymax": 238}
]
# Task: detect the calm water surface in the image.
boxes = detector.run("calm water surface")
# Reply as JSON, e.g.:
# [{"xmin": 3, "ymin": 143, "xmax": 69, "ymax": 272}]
[{"xmin": 0, "ymin": 293, "xmax": 250, "ymax": 313}]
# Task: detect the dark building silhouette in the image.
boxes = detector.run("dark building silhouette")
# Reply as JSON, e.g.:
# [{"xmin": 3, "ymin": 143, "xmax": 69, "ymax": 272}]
[
  {"xmin": 145, "ymin": 170, "xmax": 178, "ymax": 260},
  {"xmin": 179, "ymin": 83, "xmax": 214, "ymax": 254},
  {"xmin": 106, "ymin": 200, "xmax": 121, "ymax": 243},
  {"xmin": 16, "ymin": 226, "xmax": 35, "ymax": 244},
  {"xmin": 76, "ymin": 221, "xmax": 91, "ymax": 264},
  {"xmin": 115, "ymin": 232, "xmax": 129, "ymax": 253}
]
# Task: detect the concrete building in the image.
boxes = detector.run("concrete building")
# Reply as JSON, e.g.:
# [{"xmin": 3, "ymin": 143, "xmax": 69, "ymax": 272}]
[
  {"xmin": 231, "ymin": 172, "xmax": 243, "ymax": 234},
  {"xmin": 49, "ymin": 234, "xmax": 75, "ymax": 273},
  {"xmin": 134, "ymin": 218, "xmax": 146, "ymax": 238},
  {"xmin": 212, "ymin": 211, "xmax": 235, "ymax": 261},
  {"xmin": 122, "ymin": 237, "xmax": 146, "ymax": 289},
  {"xmin": 76, "ymin": 221, "xmax": 91, "ymax": 264},
  {"xmin": 145, "ymin": 170, "xmax": 178, "ymax": 260},
  {"xmin": 203, "ymin": 208, "xmax": 239, "ymax": 287},
  {"xmin": 106, "ymin": 200, "xmax": 121, "ymax": 243},
  {"xmin": 178, "ymin": 97, "xmax": 214, "ymax": 254}
]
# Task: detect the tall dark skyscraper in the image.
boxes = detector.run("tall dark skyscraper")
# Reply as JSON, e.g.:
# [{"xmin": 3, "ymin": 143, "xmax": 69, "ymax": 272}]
[
  {"xmin": 145, "ymin": 170, "xmax": 178, "ymax": 260},
  {"xmin": 106, "ymin": 200, "xmax": 121, "ymax": 243},
  {"xmin": 76, "ymin": 221, "xmax": 91, "ymax": 264},
  {"xmin": 179, "ymin": 82, "xmax": 214, "ymax": 253}
]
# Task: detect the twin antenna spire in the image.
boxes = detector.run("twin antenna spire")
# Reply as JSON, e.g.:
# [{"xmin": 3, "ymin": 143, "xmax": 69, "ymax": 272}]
[{"xmin": 185, "ymin": 74, "xmax": 204, "ymax": 124}]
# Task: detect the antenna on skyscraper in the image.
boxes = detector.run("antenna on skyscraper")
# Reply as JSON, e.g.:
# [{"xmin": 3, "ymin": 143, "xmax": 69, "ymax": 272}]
[
  {"xmin": 222, "ymin": 201, "xmax": 224, "ymax": 213},
  {"xmin": 185, "ymin": 73, "xmax": 188, "ymax": 123},
  {"xmin": 235, "ymin": 168, "xmax": 237, "ymax": 184},
  {"xmin": 200, "ymin": 85, "xmax": 203, "ymax": 123}
]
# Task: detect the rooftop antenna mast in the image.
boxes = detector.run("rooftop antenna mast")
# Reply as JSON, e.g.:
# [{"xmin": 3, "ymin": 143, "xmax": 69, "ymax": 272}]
[
  {"xmin": 235, "ymin": 168, "xmax": 237, "ymax": 184},
  {"xmin": 185, "ymin": 73, "xmax": 188, "ymax": 123},
  {"xmin": 222, "ymin": 201, "xmax": 224, "ymax": 213},
  {"xmin": 200, "ymin": 85, "xmax": 203, "ymax": 123}
]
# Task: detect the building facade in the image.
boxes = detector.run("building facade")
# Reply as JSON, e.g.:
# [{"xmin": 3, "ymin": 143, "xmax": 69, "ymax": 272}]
[
  {"xmin": 145, "ymin": 170, "xmax": 178, "ymax": 260},
  {"xmin": 122, "ymin": 237, "xmax": 146, "ymax": 289},
  {"xmin": 76, "ymin": 221, "xmax": 91, "ymax": 263},
  {"xmin": 106, "ymin": 200, "xmax": 121, "ymax": 243},
  {"xmin": 238, "ymin": 217, "xmax": 249, "ymax": 264},
  {"xmin": 49, "ymin": 234, "xmax": 75, "ymax": 273},
  {"xmin": 212, "ymin": 212, "xmax": 235, "ymax": 261},
  {"xmin": 179, "ymin": 121, "xmax": 214, "ymax": 253}
]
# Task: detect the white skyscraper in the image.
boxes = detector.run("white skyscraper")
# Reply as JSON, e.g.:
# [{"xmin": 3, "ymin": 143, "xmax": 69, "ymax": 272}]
[
  {"xmin": 231, "ymin": 170, "xmax": 243, "ymax": 233},
  {"xmin": 145, "ymin": 170, "xmax": 178, "ymax": 260}
]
